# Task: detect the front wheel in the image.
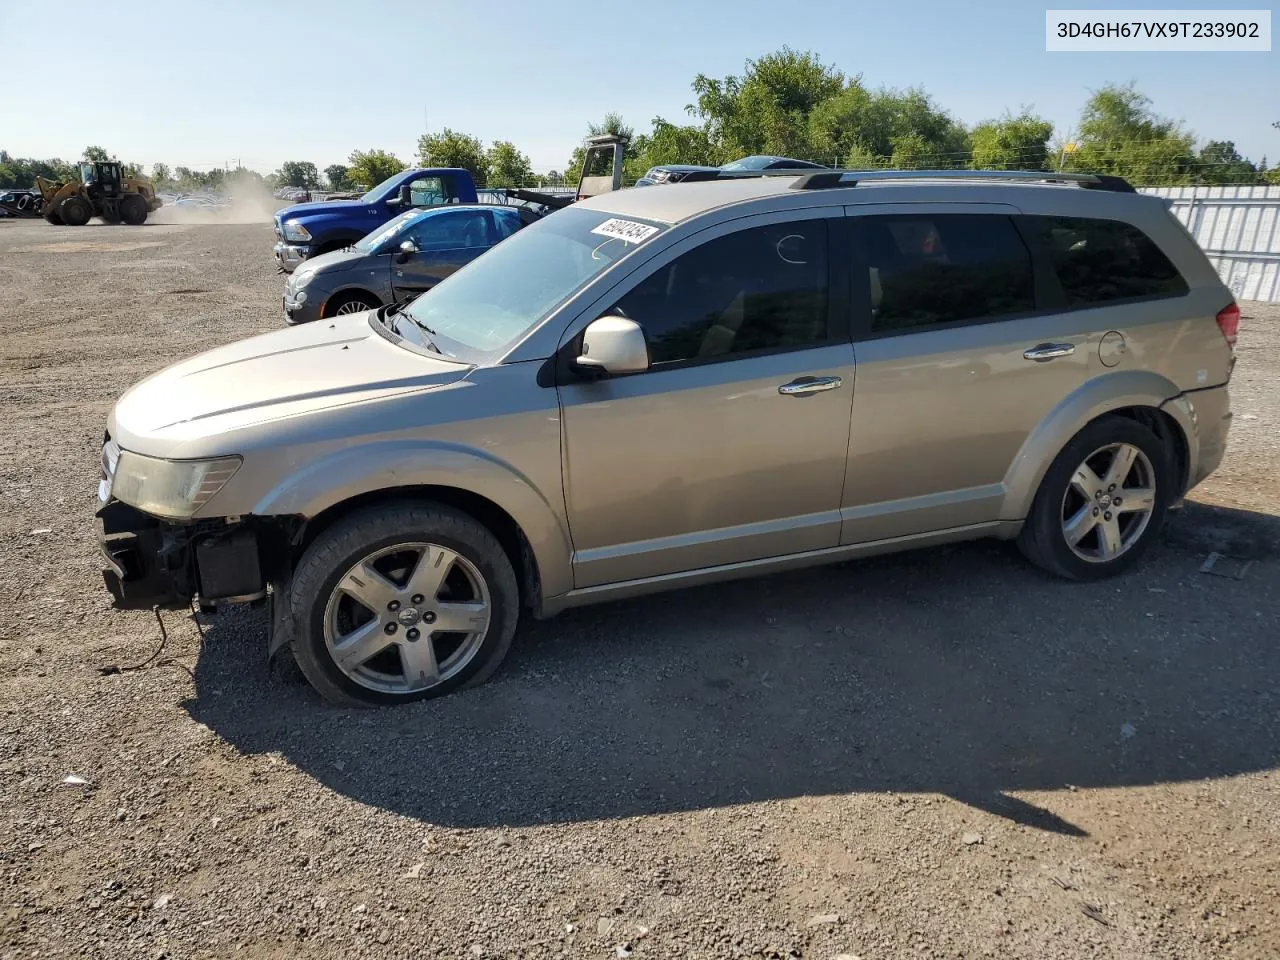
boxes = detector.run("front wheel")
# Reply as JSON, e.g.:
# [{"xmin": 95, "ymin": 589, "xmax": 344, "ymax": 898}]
[
  {"xmin": 322, "ymin": 291, "xmax": 379, "ymax": 318},
  {"xmin": 288, "ymin": 502, "xmax": 520, "ymax": 707},
  {"xmin": 1018, "ymin": 416, "xmax": 1173, "ymax": 580},
  {"xmin": 119, "ymin": 194, "xmax": 148, "ymax": 225}
]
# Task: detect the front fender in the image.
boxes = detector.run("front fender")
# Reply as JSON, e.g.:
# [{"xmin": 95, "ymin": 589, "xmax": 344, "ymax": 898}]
[
  {"xmin": 1000, "ymin": 370, "xmax": 1185, "ymax": 521},
  {"xmin": 251, "ymin": 440, "xmax": 573, "ymax": 601}
]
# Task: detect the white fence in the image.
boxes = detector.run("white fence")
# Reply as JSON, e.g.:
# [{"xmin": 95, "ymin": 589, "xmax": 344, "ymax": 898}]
[{"xmin": 1139, "ymin": 185, "xmax": 1280, "ymax": 303}]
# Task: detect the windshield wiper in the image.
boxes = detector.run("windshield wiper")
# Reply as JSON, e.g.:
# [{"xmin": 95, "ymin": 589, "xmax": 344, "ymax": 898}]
[{"xmin": 386, "ymin": 299, "xmax": 443, "ymax": 354}]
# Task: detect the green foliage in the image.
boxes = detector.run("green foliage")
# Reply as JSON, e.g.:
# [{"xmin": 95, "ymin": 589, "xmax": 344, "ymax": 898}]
[
  {"xmin": 150, "ymin": 163, "xmax": 172, "ymax": 187},
  {"xmin": 417, "ymin": 128, "xmax": 489, "ymax": 182},
  {"xmin": 1063, "ymin": 82, "xmax": 1197, "ymax": 184},
  {"xmin": 347, "ymin": 149, "xmax": 406, "ymax": 189},
  {"xmin": 83, "ymin": 145, "xmax": 111, "ymax": 162},
  {"xmin": 324, "ymin": 164, "xmax": 352, "ymax": 191},
  {"xmin": 691, "ymin": 47, "xmax": 844, "ymax": 160},
  {"xmin": 275, "ymin": 160, "xmax": 320, "ymax": 189},
  {"xmin": 486, "ymin": 140, "xmax": 533, "ymax": 187},
  {"xmin": 1195, "ymin": 141, "xmax": 1259, "ymax": 184},
  {"xmin": 970, "ymin": 112, "xmax": 1054, "ymax": 171},
  {"xmin": 639, "ymin": 117, "xmax": 715, "ymax": 167}
]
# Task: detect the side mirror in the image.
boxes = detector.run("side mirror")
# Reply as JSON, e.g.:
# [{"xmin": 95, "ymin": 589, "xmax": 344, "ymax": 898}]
[
  {"xmin": 398, "ymin": 185, "xmax": 413, "ymax": 206},
  {"xmin": 396, "ymin": 239, "xmax": 417, "ymax": 262},
  {"xmin": 574, "ymin": 316, "xmax": 649, "ymax": 377}
]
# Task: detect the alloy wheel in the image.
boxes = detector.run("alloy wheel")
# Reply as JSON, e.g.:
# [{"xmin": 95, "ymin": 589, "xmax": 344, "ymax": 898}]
[
  {"xmin": 1060, "ymin": 442, "xmax": 1157, "ymax": 563},
  {"xmin": 323, "ymin": 542, "xmax": 492, "ymax": 694}
]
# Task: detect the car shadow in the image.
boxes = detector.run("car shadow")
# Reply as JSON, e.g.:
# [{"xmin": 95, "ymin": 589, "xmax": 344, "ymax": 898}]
[{"xmin": 184, "ymin": 500, "xmax": 1280, "ymax": 835}]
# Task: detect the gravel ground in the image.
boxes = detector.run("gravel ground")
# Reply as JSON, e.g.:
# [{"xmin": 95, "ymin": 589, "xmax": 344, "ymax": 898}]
[{"xmin": 0, "ymin": 219, "xmax": 1277, "ymax": 960}]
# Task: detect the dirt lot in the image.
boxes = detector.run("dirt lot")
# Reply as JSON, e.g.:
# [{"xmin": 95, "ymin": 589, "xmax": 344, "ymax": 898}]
[{"xmin": 0, "ymin": 219, "xmax": 1277, "ymax": 960}]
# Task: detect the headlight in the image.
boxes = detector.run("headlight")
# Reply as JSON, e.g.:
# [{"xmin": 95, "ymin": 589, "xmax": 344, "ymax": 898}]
[
  {"xmin": 281, "ymin": 220, "xmax": 312, "ymax": 242},
  {"xmin": 291, "ymin": 269, "xmax": 315, "ymax": 289},
  {"xmin": 110, "ymin": 451, "xmax": 242, "ymax": 519}
]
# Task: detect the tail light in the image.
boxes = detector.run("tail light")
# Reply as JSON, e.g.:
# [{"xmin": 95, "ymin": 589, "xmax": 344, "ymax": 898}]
[{"xmin": 1215, "ymin": 301, "xmax": 1240, "ymax": 348}]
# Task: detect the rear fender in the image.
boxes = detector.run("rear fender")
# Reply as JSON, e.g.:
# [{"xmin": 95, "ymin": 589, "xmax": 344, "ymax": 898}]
[
  {"xmin": 1000, "ymin": 370, "xmax": 1184, "ymax": 521},
  {"xmin": 249, "ymin": 440, "xmax": 573, "ymax": 600}
]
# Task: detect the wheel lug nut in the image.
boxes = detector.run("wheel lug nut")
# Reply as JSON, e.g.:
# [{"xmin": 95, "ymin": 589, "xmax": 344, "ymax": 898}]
[
  {"xmin": 1095, "ymin": 491, "xmax": 1101, "ymax": 499},
  {"xmin": 411, "ymin": 594, "xmax": 424, "ymax": 605},
  {"xmin": 1108, "ymin": 484, "xmax": 1116, "ymax": 492},
  {"xmin": 406, "ymin": 628, "xmax": 420, "ymax": 641},
  {"xmin": 1104, "ymin": 512, "xmax": 1113, "ymax": 521},
  {"xmin": 388, "ymin": 600, "xmax": 400, "ymax": 612},
  {"xmin": 422, "ymin": 611, "xmax": 436, "ymax": 624},
  {"xmin": 384, "ymin": 623, "xmax": 397, "ymax": 635},
  {"xmin": 1092, "ymin": 508, "xmax": 1099, "ymax": 516},
  {"xmin": 1114, "ymin": 497, "xmax": 1122, "ymax": 505}
]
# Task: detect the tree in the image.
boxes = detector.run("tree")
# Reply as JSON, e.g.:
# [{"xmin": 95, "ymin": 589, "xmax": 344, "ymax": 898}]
[
  {"xmin": 807, "ymin": 82, "xmax": 968, "ymax": 168},
  {"xmin": 346, "ymin": 149, "xmax": 406, "ymax": 189},
  {"xmin": 416, "ymin": 128, "xmax": 489, "ymax": 182},
  {"xmin": 1194, "ymin": 140, "xmax": 1259, "ymax": 184},
  {"xmin": 690, "ymin": 47, "xmax": 845, "ymax": 160},
  {"xmin": 151, "ymin": 163, "xmax": 172, "ymax": 186},
  {"xmin": 1063, "ymin": 83, "xmax": 1195, "ymax": 185},
  {"xmin": 486, "ymin": 140, "xmax": 532, "ymax": 187},
  {"xmin": 83, "ymin": 145, "xmax": 111, "ymax": 162},
  {"xmin": 275, "ymin": 160, "xmax": 320, "ymax": 189},
  {"xmin": 970, "ymin": 111, "xmax": 1054, "ymax": 170},
  {"xmin": 640, "ymin": 117, "xmax": 715, "ymax": 166},
  {"xmin": 324, "ymin": 164, "xmax": 352, "ymax": 191}
]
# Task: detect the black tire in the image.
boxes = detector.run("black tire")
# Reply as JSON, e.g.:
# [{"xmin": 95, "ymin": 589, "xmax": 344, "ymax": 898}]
[
  {"xmin": 322, "ymin": 291, "xmax": 379, "ymax": 318},
  {"xmin": 119, "ymin": 194, "xmax": 148, "ymax": 225},
  {"xmin": 1017, "ymin": 415, "xmax": 1173, "ymax": 580},
  {"xmin": 288, "ymin": 501, "xmax": 520, "ymax": 707},
  {"xmin": 313, "ymin": 238, "xmax": 358, "ymax": 256},
  {"xmin": 58, "ymin": 196, "xmax": 91, "ymax": 226},
  {"xmin": 44, "ymin": 208, "xmax": 63, "ymax": 225}
]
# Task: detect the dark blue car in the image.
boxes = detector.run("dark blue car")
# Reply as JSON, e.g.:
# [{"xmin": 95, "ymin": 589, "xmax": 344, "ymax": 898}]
[{"xmin": 282, "ymin": 203, "xmax": 532, "ymax": 325}]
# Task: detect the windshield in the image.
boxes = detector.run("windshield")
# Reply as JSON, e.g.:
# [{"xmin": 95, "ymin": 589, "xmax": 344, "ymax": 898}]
[
  {"xmin": 354, "ymin": 209, "xmax": 422, "ymax": 253},
  {"xmin": 359, "ymin": 172, "xmax": 405, "ymax": 204},
  {"xmin": 397, "ymin": 206, "xmax": 667, "ymax": 359},
  {"xmin": 720, "ymin": 156, "xmax": 772, "ymax": 171}
]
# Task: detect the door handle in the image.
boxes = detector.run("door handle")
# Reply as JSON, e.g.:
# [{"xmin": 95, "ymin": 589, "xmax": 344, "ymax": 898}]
[
  {"xmin": 1023, "ymin": 342, "xmax": 1076, "ymax": 362},
  {"xmin": 778, "ymin": 376, "xmax": 842, "ymax": 396}
]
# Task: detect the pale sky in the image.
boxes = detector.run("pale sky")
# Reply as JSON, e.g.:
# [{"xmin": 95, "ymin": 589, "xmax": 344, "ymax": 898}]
[{"xmin": 1, "ymin": 0, "xmax": 1275, "ymax": 174}]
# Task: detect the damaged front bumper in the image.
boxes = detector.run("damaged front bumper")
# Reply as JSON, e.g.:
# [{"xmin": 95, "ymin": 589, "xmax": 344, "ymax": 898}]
[{"xmin": 97, "ymin": 500, "xmax": 268, "ymax": 611}]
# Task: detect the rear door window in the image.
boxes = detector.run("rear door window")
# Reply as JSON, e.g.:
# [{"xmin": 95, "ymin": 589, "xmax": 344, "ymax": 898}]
[
  {"xmin": 854, "ymin": 214, "xmax": 1035, "ymax": 334},
  {"xmin": 1022, "ymin": 216, "xmax": 1189, "ymax": 305}
]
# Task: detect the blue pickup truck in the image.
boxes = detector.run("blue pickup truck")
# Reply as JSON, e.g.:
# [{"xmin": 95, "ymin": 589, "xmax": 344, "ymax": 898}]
[{"xmin": 273, "ymin": 168, "xmax": 480, "ymax": 271}]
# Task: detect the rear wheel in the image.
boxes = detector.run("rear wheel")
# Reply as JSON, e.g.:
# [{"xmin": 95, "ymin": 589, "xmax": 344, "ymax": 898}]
[
  {"xmin": 43, "ymin": 208, "xmax": 63, "ymax": 225},
  {"xmin": 288, "ymin": 502, "xmax": 520, "ymax": 707},
  {"xmin": 323, "ymin": 291, "xmax": 379, "ymax": 318},
  {"xmin": 119, "ymin": 194, "xmax": 148, "ymax": 225},
  {"xmin": 58, "ymin": 196, "xmax": 91, "ymax": 226},
  {"xmin": 1018, "ymin": 416, "xmax": 1172, "ymax": 580}
]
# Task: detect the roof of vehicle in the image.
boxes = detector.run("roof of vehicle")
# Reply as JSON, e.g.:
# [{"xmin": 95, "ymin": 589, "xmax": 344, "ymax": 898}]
[{"xmin": 577, "ymin": 170, "xmax": 1153, "ymax": 225}]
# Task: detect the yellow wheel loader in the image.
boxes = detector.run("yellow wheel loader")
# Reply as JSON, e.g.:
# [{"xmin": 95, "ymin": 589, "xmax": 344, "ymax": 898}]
[{"xmin": 37, "ymin": 161, "xmax": 163, "ymax": 226}]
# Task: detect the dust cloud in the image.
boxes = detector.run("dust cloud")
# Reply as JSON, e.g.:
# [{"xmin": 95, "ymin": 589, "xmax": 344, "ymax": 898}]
[{"xmin": 148, "ymin": 178, "xmax": 298, "ymax": 225}]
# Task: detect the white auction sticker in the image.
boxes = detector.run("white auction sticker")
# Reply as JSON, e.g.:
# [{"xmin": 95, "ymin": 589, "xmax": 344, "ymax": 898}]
[
  {"xmin": 590, "ymin": 218, "xmax": 660, "ymax": 244},
  {"xmin": 1046, "ymin": 9, "xmax": 1271, "ymax": 51}
]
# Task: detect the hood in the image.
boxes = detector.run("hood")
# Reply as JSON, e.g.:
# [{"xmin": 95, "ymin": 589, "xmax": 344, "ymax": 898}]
[
  {"xmin": 112, "ymin": 312, "xmax": 470, "ymax": 453},
  {"xmin": 276, "ymin": 199, "xmax": 365, "ymax": 221},
  {"xmin": 290, "ymin": 246, "xmax": 367, "ymax": 281}
]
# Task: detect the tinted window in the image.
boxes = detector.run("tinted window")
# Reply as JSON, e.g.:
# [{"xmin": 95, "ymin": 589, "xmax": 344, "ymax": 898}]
[
  {"xmin": 857, "ymin": 215, "xmax": 1034, "ymax": 333},
  {"xmin": 408, "ymin": 176, "xmax": 446, "ymax": 206},
  {"xmin": 492, "ymin": 208, "xmax": 522, "ymax": 240},
  {"xmin": 1024, "ymin": 216, "xmax": 1188, "ymax": 305},
  {"xmin": 611, "ymin": 221, "xmax": 829, "ymax": 364},
  {"xmin": 405, "ymin": 210, "xmax": 491, "ymax": 251}
]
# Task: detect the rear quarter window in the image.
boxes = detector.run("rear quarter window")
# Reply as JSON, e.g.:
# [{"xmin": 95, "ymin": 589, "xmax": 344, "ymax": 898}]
[{"xmin": 1022, "ymin": 216, "xmax": 1189, "ymax": 306}]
